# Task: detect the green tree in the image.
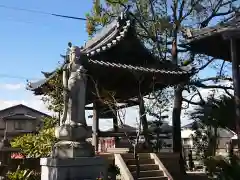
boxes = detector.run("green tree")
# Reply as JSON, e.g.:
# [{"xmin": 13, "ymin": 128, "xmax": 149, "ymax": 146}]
[
  {"xmin": 146, "ymin": 90, "xmax": 171, "ymax": 152},
  {"xmin": 148, "ymin": 119, "xmax": 171, "ymax": 152},
  {"xmin": 11, "ymin": 117, "xmax": 57, "ymax": 158},
  {"xmin": 41, "ymin": 68, "xmax": 64, "ymax": 117},
  {"xmin": 191, "ymin": 93, "xmax": 235, "ymax": 160},
  {"xmin": 205, "ymin": 154, "xmax": 240, "ymax": 180}
]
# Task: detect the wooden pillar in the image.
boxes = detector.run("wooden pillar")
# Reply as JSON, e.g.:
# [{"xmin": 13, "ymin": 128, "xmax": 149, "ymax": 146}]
[
  {"xmin": 92, "ymin": 102, "xmax": 99, "ymax": 152},
  {"xmin": 230, "ymin": 38, "xmax": 240, "ymax": 151},
  {"xmin": 112, "ymin": 107, "xmax": 119, "ymax": 147}
]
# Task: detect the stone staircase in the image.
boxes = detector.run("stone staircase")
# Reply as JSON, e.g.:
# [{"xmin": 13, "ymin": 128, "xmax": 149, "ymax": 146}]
[{"xmin": 121, "ymin": 153, "xmax": 168, "ymax": 180}]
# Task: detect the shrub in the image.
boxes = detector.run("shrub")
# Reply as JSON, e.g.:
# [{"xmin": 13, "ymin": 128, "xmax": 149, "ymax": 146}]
[{"xmin": 7, "ymin": 166, "xmax": 40, "ymax": 180}]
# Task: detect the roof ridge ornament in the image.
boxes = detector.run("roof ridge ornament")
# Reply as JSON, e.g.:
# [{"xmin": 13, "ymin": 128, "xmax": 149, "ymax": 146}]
[{"xmin": 119, "ymin": 4, "xmax": 131, "ymax": 20}]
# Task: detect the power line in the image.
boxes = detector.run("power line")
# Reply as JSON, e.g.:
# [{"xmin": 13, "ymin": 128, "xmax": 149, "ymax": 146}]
[
  {"xmin": 0, "ymin": 4, "xmax": 87, "ymax": 21},
  {"xmin": 0, "ymin": 73, "xmax": 39, "ymax": 81}
]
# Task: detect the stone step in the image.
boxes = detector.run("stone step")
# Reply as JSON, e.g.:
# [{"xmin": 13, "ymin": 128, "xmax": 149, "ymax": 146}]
[
  {"xmin": 125, "ymin": 158, "xmax": 155, "ymax": 165},
  {"xmin": 138, "ymin": 177, "xmax": 168, "ymax": 180},
  {"xmin": 122, "ymin": 153, "xmax": 150, "ymax": 159},
  {"xmin": 132, "ymin": 170, "xmax": 164, "ymax": 178},
  {"xmin": 128, "ymin": 164, "xmax": 160, "ymax": 172}
]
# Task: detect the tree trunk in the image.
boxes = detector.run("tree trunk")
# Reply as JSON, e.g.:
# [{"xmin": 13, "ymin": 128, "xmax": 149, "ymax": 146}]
[
  {"xmin": 171, "ymin": 32, "xmax": 185, "ymax": 173},
  {"xmin": 172, "ymin": 86, "xmax": 183, "ymax": 152},
  {"xmin": 172, "ymin": 86, "xmax": 185, "ymax": 174},
  {"xmin": 213, "ymin": 127, "xmax": 218, "ymax": 156},
  {"xmin": 139, "ymin": 96, "xmax": 152, "ymax": 150},
  {"xmin": 156, "ymin": 133, "xmax": 160, "ymax": 152}
]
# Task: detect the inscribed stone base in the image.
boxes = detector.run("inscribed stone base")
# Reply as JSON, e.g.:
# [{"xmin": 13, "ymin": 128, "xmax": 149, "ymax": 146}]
[
  {"xmin": 55, "ymin": 125, "xmax": 90, "ymax": 141},
  {"xmin": 53, "ymin": 140, "xmax": 94, "ymax": 158},
  {"xmin": 40, "ymin": 157, "xmax": 107, "ymax": 180}
]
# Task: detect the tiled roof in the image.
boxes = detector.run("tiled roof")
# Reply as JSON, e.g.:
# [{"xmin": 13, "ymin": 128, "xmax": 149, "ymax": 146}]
[
  {"xmin": 27, "ymin": 59, "xmax": 191, "ymax": 91},
  {"xmin": 82, "ymin": 19, "xmax": 131, "ymax": 57},
  {"xmin": 88, "ymin": 59, "xmax": 189, "ymax": 75},
  {"xmin": 183, "ymin": 13, "xmax": 240, "ymax": 42},
  {"xmin": 27, "ymin": 13, "xmax": 192, "ymax": 94}
]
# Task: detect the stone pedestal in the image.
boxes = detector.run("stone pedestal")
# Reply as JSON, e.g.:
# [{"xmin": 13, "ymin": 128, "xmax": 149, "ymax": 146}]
[
  {"xmin": 54, "ymin": 124, "xmax": 94, "ymax": 158},
  {"xmin": 40, "ymin": 124, "xmax": 107, "ymax": 180},
  {"xmin": 41, "ymin": 157, "xmax": 107, "ymax": 180}
]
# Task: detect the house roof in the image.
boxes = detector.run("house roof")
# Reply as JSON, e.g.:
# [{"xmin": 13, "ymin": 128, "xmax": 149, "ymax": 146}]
[
  {"xmin": 182, "ymin": 122, "xmax": 195, "ymax": 129},
  {"xmin": 0, "ymin": 104, "xmax": 51, "ymax": 118},
  {"xmin": 148, "ymin": 122, "xmax": 172, "ymax": 133},
  {"xmin": 2, "ymin": 113, "xmax": 37, "ymax": 121},
  {"xmin": 27, "ymin": 13, "xmax": 192, "ymax": 104},
  {"xmin": 182, "ymin": 121, "xmax": 236, "ymax": 137},
  {"xmin": 181, "ymin": 13, "xmax": 240, "ymax": 61},
  {"xmin": 183, "ymin": 14, "xmax": 240, "ymax": 41}
]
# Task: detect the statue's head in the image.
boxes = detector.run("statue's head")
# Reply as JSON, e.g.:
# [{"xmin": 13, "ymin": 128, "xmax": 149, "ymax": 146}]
[
  {"xmin": 69, "ymin": 46, "xmax": 82, "ymax": 63},
  {"xmin": 71, "ymin": 46, "xmax": 81, "ymax": 55}
]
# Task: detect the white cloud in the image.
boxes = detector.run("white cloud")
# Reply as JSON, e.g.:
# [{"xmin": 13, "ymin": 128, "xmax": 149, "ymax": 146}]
[
  {"xmin": 0, "ymin": 83, "xmax": 24, "ymax": 90},
  {"xmin": 0, "ymin": 95, "xmax": 52, "ymax": 115}
]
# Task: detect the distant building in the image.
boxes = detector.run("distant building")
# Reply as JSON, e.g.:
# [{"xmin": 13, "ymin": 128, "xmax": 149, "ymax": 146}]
[
  {"xmin": 0, "ymin": 104, "xmax": 51, "ymax": 140},
  {"xmin": 181, "ymin": 122, "xmax": 236, "ymax": 156},
  {"xmin": 91, "ymin": 123, "xmax": 173, "ymax": 153}
]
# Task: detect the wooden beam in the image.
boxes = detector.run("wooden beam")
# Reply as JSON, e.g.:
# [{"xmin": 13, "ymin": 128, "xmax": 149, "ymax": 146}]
[
  {"xmin": 99, "ymin": 131, "xmax": 171, "ymax": 138},
  {"xmin": 85, "ymin": 106, "xmax": 94, "ymax": 110},
  {"xmin": 99, "ymin": 131, "xmax": 137, "ymax": 137},
  {"xmin": 87, "ymin": 101, "xmax": 139, "ymax": 118},
  {"xmin": 86, "ymin": 104, "xmax": 127, "ymax": 111}
]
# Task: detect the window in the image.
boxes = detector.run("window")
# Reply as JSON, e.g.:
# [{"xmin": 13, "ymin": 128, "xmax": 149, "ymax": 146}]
[
  {"xmin": 9, "ymin": 111, "xmax": 14, "ymax": 115},
  {"xmin": 0, "ymin": 120, "xmax": 5, "ymax": 130},
  {"xmin": 183, "ymin": 138, "xmax": 191, "ymax": 145},
  {"xmin": 14, "ymin": 121, "xmax": 25, "ymax": 130}
]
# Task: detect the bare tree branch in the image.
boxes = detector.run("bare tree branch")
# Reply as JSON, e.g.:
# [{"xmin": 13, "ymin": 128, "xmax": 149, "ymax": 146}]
[
  {"xmin": 183, "ymin": 97, "xmax": 205, "ymax": 107},
  {"xmin": 149, "ymin": 0, "xmax": 163, "ymax": 59},
  {"xmin": 195, "ymin": 57, "xmax": 215, "ymax": 72},
  {"xmin": 200, "ymin": 0, "xmax": 237, "ymax": 28},
  {"xmin": 191, "ymin": 82, "xmax": 233, "ymax": 90},
  {"xmin": 198, "ymin": 77, "xmax": 233, "ymax": 82},
  {"xmin": 224, "ymin": 88, "xmax": 233, "ymax": 98},
  {"xmin": 180, "ymin": 0, "xmax": 202, "ymax": 22},
  {"xmin": 219, "ymin": 61, "xmax": 226, "ymax": 76}
]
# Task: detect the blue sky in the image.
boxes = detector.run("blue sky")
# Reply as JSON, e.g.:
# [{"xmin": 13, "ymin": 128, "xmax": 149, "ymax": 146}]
[
  {"xmin": 0, "ymin": 0, "xmax": 92, "ymax": 82},
  {"xmin": 0, "ymin": 1, "xmax": 230, "ymax": 129},
  {"xmin": 0, "ymin": 1, "xmax": 91, "ymax": 102},
  {"xmin": 0, "ymin": 0, "xmax": 137, "ymax": 129}
]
